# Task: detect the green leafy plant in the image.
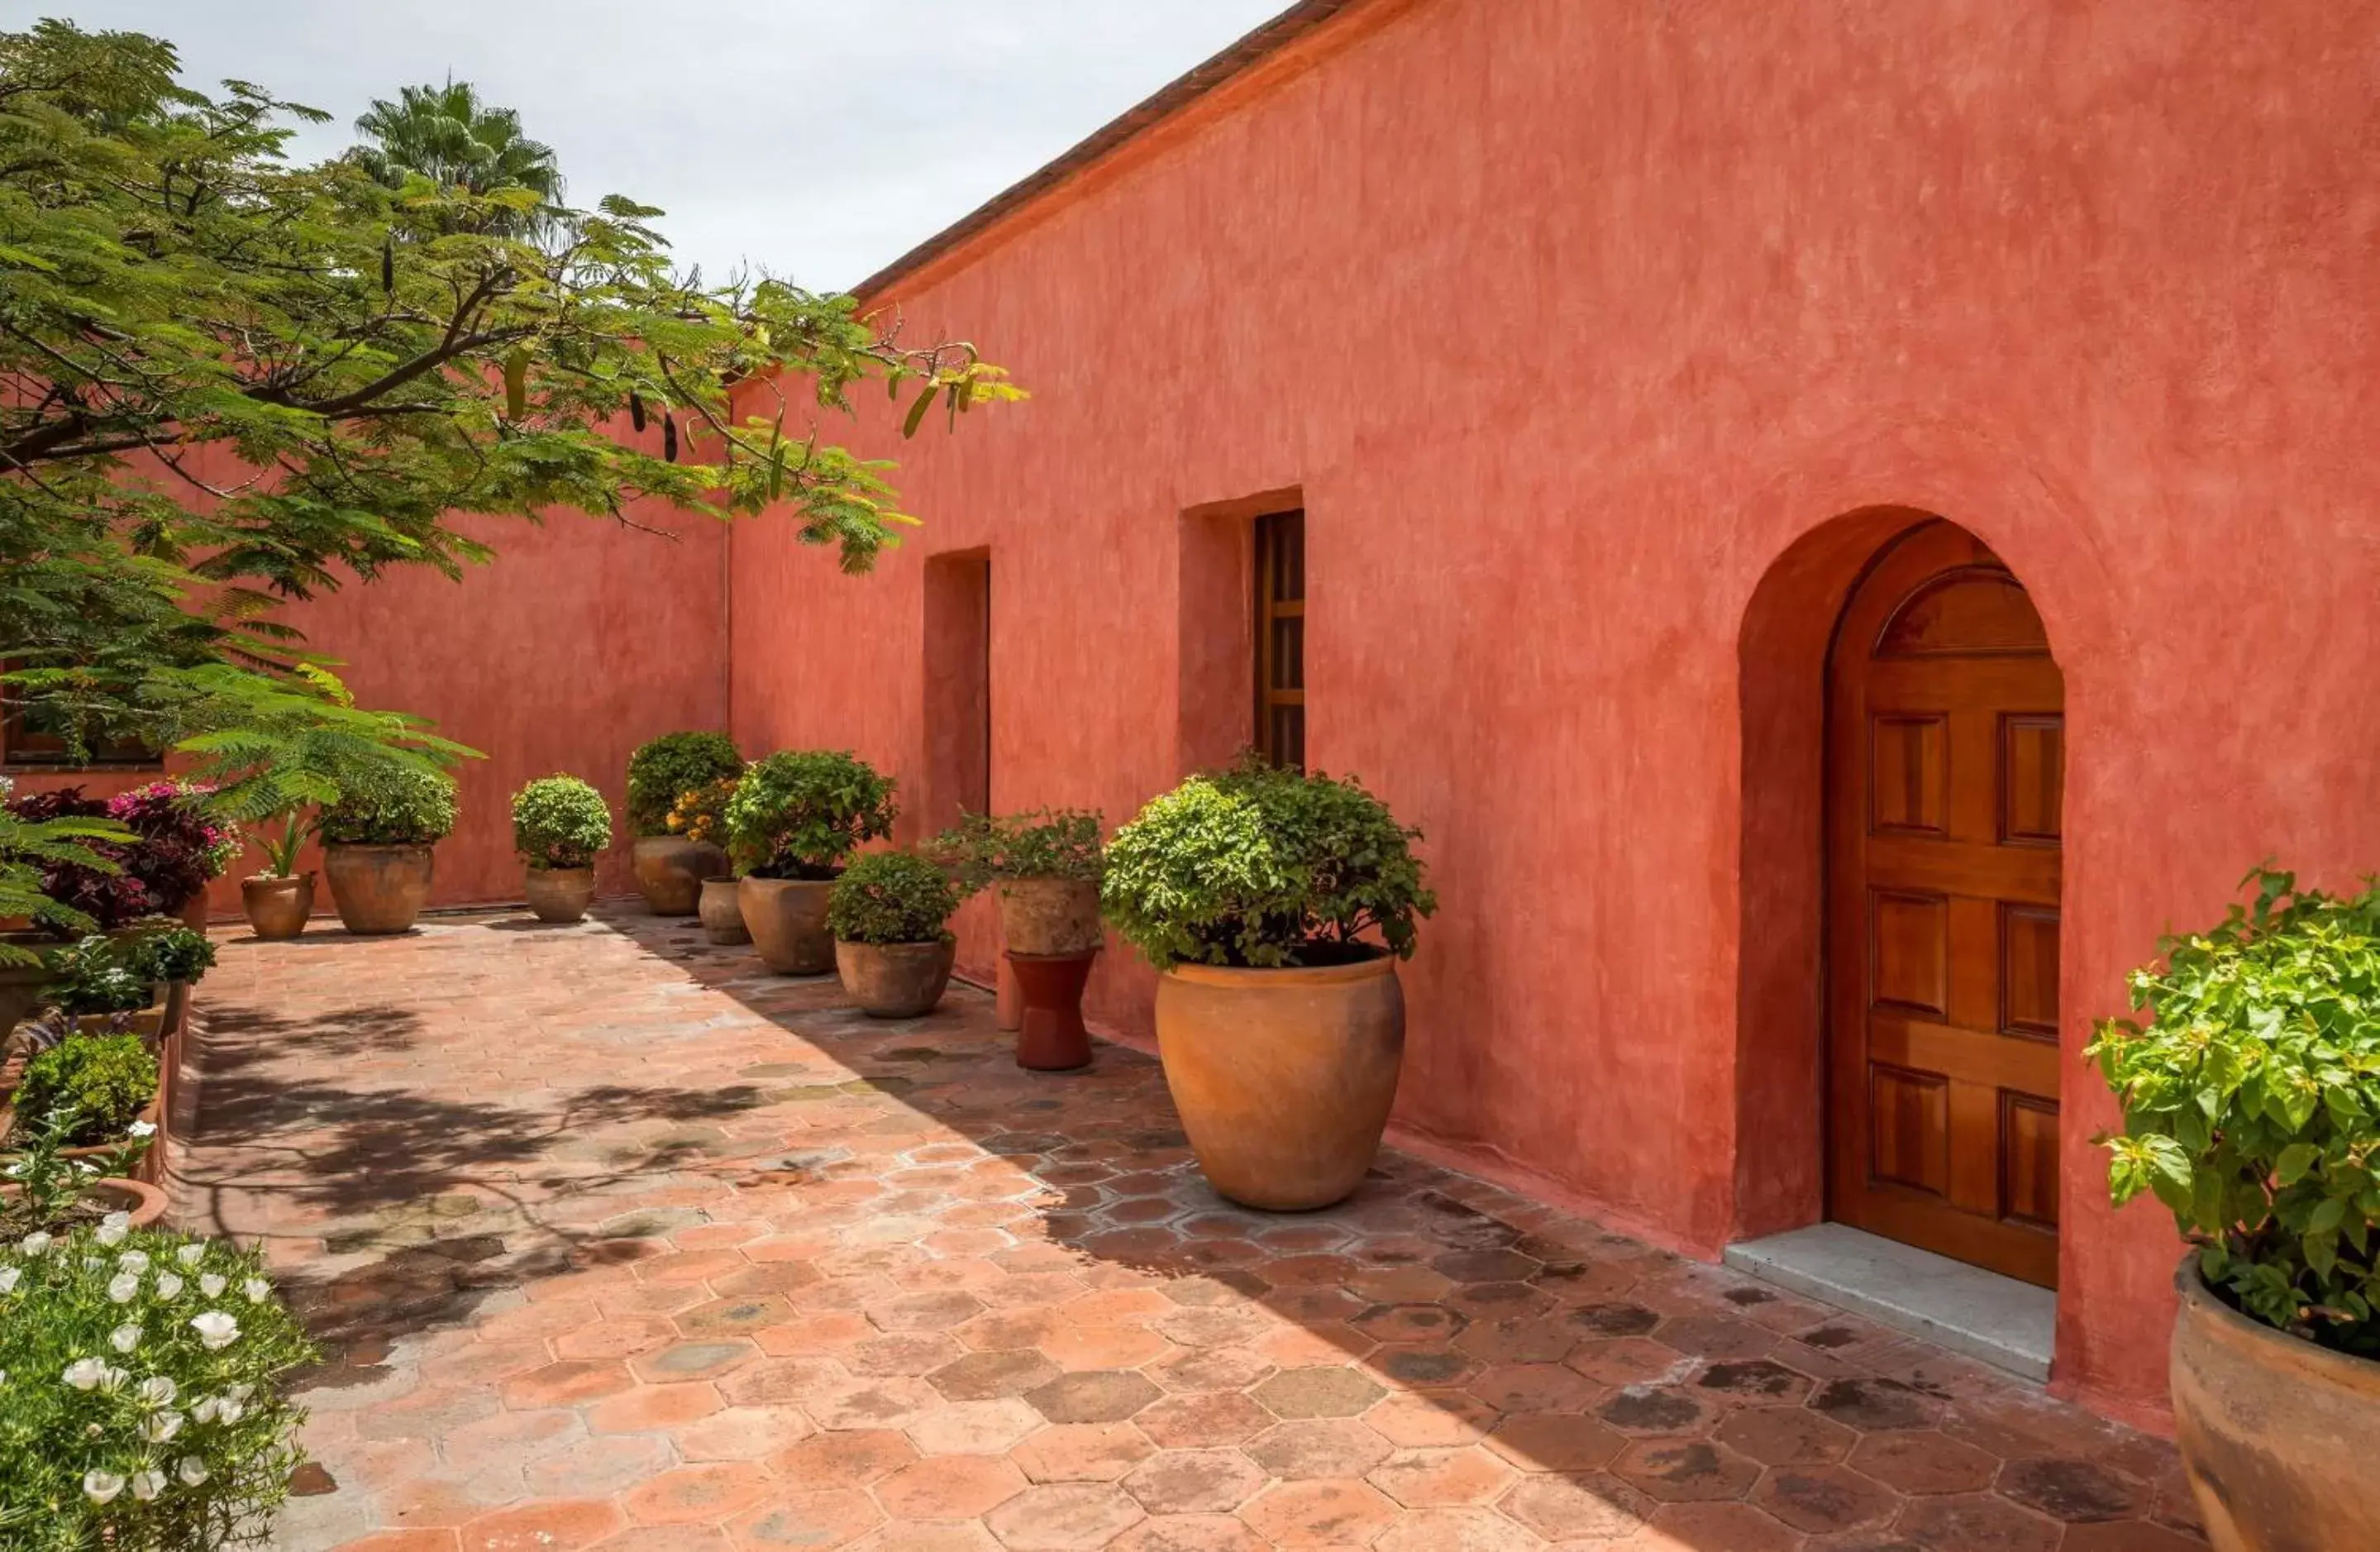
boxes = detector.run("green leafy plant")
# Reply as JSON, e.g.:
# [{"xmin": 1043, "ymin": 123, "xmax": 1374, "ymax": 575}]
[
  {"xmin": 828, "ymin": 852, "xmax": 961, "ymax": 945},
  {"xmin": 627, "ymin": 734, "xmax": 743, "ymax": 839},
  {"xmin": 510, "ymin": 776, "xmax": 613, "ymax": 871},
  {"xmin": 2088, "ymin": 867, "xmax": 2380, "ymax": 1357},
  {"xmin": 16, "ymin": 1034, "xmax": 159, "ymax": 1146},
  {"xmin": 317, "ymin": 766, "xmax": 458, "ymax": 848},
  {"xmin": 40, "ymin": 938, "xmax": 152, "ymax": 1018},
  {"xmin": 0, "ymin": 1220, "xmax": 320, "ymax": 1549},
  {"xmin": 1101, "ymin": 755, "xmax": 1437, "ymax": 971},
  {"xmin": 664, "ymin": 776, "xmax": 738, "ymax": 852},
  {"xmin": 927, "ymin": 809, "xmax": 1104, "ymax": 894},
  {"xmin": 0, "ymin": 780, "xmax": 129, "ymax": 960},
  {"xmin": 725, "ymin": 752, "xmax": 897, "ymax": 881},
  {"xmin": 0, "ymin": 1104, "xmax": 145, "ymax": 1238},
  {"xmin": 124, "ymin": 928, "xmax": 215, "ymax": 988}
]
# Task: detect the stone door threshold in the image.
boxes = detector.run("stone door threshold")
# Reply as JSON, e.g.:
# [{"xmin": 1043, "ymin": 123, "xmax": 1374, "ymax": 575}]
[{"xmin": 1724, "ymin": 1223, "xmax": 2056, "ymax": 1383}]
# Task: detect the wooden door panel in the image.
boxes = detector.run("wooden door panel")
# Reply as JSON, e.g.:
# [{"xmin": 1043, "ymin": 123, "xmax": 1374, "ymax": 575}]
[{"xmin": 1828, "ymin": 522, "xmax": 2064, "ymax": 1289}]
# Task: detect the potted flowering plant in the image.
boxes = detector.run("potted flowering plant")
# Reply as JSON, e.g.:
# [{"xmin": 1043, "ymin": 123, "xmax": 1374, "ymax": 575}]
[
  {"xmin": 2089, "ymin": 868, "xmax": 2380, "ymax": 1551},
  {"xmin": 318, "ymin": 766, "xmax": 458, "ymax": 935},
  {"xmin": 509, "ymin": 776, "xmax": 613, "ymax": 924},
  {"xmin": 0, "ymin": 1212, "xmax": 318, "ymax": 1548},
  {"xmin": 666, "ymin": 776, "xmax": 748, "ymax": 943},
  {"xmin": 828, "ymin": 851, "xmax": 960, "ymax": 1018},
  {"xmin": 1102, "ymin": 756, "xmax": 1435, "ymax": 1211},
  {"xmin": 626, "ymin": 733, "xmax": 741, "ymax": 914},
  {"xmin": 726, "ymin": 751, "xmax": 896, "ymax": 975}
]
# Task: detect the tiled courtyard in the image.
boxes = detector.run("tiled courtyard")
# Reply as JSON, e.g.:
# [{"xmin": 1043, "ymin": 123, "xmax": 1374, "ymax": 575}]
[{"xmin": 175, "ymin": 907, "xmax": 2208, "ymax": 1552}]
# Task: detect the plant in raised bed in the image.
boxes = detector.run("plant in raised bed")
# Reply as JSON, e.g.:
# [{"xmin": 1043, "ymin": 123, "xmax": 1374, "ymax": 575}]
[
  {"xmin": 2088, "ymin": 867, "xmax": 2380, "ymax": 1547},
  {"xmin": 1103, "ymin": 754, "xmax": 1435, "ymax": 1210},
  {"xmin": 317, "ymin": 766, "xmax": 458, "ymax": 936},
  {"xmin": 0, "ymin": 1218, "xmax": 319, "ymax": 1548},
  {"xmin": 828, "ymin": 851, "xmax": 960, "ymax": 1018},
  {"xmin": 12, "ymin": 1033, "xmax": 159, "ymax": 1148},
  {"xmin": 510, "ymin": 776, "xmax": 613, "ymax": 924},
  {"xmin": 725, "ymin": 752, "xmax": 897, "ymax": 976},
  {"xmin": 626, "ymin": 733, "xmax": 742, "ymax": 915}
]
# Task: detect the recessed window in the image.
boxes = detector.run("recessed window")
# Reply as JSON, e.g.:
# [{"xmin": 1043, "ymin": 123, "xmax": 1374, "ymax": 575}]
[
  {"xmin": 921, "ymin": 552, "xmax": 991, "ymax": 829},
  {"xmin": 1253, "ymin": 509, "xmax": 1306, "ymax": 770}
]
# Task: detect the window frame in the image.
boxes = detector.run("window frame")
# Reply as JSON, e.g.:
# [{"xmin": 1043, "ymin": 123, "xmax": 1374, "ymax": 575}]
[{"xmin": 1252, "ymin": 509, "xmax": 1307, "ymax": 771}]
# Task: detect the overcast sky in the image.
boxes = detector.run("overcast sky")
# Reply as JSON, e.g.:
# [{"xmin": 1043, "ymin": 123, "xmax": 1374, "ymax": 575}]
[{"xmin": 42, "ymin": 2, "xmax": 1292, "ymax": 289}]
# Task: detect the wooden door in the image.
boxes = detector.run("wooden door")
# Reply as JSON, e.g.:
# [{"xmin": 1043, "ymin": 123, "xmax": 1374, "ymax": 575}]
[{"xmin": 1826, "ymin": 521, "xmax": 2063, "ymax": 1287}]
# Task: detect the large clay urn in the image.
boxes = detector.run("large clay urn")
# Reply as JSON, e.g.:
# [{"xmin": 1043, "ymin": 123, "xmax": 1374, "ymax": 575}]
[
  {"xmin": 836, "ymin": 938, "xmax": 956, "ymax": 1019},
  {"xmin": 997, "ymin": 878, "xmax": 1103, "ymax": 957},
  {"xmin": 322, "ymin": 843, "xmax": 434, "ymax": 935},
  {"xmin": 699, "ymin": 878, "xmax": 751, "ymax": 944},
  {"xmin": 240, "ymin": 873, "xmax": 314, "ymax": 940},
  {"xmin": 632, "ymin": 836, "xmax": 727, "ymax": 915},
  {"xmin": 740, "ymin": 876, "xmax": 836, "ymax": 975},
  {"xmin": 523, "ymin": 866, "xmax": 596, "ymax": 924},
  {"xmin": 2171, "ymin": 1260, "xmax": 2380, "ymax": 1550},
  {"xmin": 1154, "ymin": 953, "xmax": 1405, "ymax": 1211}
]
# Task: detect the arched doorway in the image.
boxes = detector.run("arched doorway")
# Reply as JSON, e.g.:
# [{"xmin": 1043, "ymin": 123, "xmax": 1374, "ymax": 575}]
[{"xmin": 1825, "ymin": 519, "xmax": 2063, "ymax": 1287}]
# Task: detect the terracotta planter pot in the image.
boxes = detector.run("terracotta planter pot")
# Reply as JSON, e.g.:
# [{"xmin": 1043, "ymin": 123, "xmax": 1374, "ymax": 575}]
[
  {"xmin": 75, "ymin": 1005, "xmax": 165, "ymax": 1041},
  {"xmin": 1009, "ymin": 950, "xmax": 1098, "ymax": 1072},
  {"xmin": 699, "ymin": 878, "xmax": 751, "ymax": 944},
  {"xmin": 836, "ymin": 938, "xmax": 956, "ymax": 1018},
  {"xmin": 740, "ymin": 876, "xmax": 836, "ymax": 975},
  {"xmin": 523, "ymin": 866, "xmax": 597, "ymax": 924},
  {"xmin": 1155, "ymin": 953, "xmax": 1405, "ymax": 1211},
  {"xmin": 997, "ymin": 877, "xmax": 1104, "ymax": 957},
  {"xmin": 323, "ymin": 843, "xmax": 434, "ymax": 934},
  {"xmin": 177, "ymin": 891, "xmax": 211, "ymax": 930},
  {"xmin": 241, "ymin": 873, "xmax": 315, "ymax": 940},
  {"xmin": 2171, "ymin": 1260, "xmax": 2380, "ymax": 1550},
  {"xmin": 0, "ymin": 1176, "xmax": 168, "ymax": 1230},
  {"xmin": 633, "ymin": 836, "xmax": 727, "ymax": 915}
]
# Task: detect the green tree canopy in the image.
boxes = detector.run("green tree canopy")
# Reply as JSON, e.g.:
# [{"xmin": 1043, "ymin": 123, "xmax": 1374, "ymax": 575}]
[
  {"xmin": 353, "ymin": 79, "xmax": 565, "ymax": 236},
  {"xmin": 0, "ymin": 18, "xmax": 1019, "ymax": 753}
]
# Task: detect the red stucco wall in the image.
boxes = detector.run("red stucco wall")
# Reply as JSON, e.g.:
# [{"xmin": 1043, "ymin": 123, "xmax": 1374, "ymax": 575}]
[
  {"xmin": 12, "ymin": 495, "xmax": 729, "ymax": 916},
  {"xmin": 725, "ymin": 0, "xmax": 2380, "ymax": 1428}
]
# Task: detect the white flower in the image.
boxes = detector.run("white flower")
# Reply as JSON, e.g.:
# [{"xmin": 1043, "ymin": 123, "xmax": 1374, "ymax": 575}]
[
  {"xmin": 190, "ymin": 1311, "xmax": 238, "ymax": 1350},
  {"xmin": 138, "ymin": 1410, "xmax": 184, "ymax": 1443},
  {"xmin": 192, "ymin": 1396, "xmax": 219, "ymax": 1424},
  {"xmin": 107, "ymin": 1273, "xmax": 140, "ymax": 1304},
  {"xmin": 242, "ymin": 1278, "xmax": 271, "ymax": 1305},
  {"xmin": 198, "ymin": 1274, "xmax": 226, "ymax": 1299},
  {"xmin": 130, "ymin": 1468, "xmax": 165, "ymax": 1502},
  {"xmin": 135, "ymin": 1375, "xmax": 176, "ymax": 1408},
  {"xmin": 117, "ymin": 1249, "xmax": 150, "ymax": 1275},
  {"xmin": 175, "ymin": 1244, "xmax": 205, "ymax": 1269},
  {"xmin": 19, "ymin": 1232, "xmax": 51, "ymax": 1257},
  {"xmin": 127, "ymin": 1120, "xmax": 156, "ymax": 1139},
  {"xmin": 95, "ymin": 1221, "xmax": 127, "ymax": 1248},
  {"xmin": 82, "ymin": 1470, "xmax": 124, "ymax": 1505},
  {"xmin": 176, "ymin": 1456, "xmax": 209, "ymax": 1487},
  {"xmin": 98, "ymin": 1364, "xmax": 128, "ymax": 1393},
  {"xmin": 216, "ymin": 1396, "xmax": 246, "ymax": 1425},
  {"xmin": 155, "ymin": 1273, "xmax": 184, "ymax": 1301},
  {"xmin": 101, "ymin": 1211, "xmax": 130, "ymax": 1232},
  {"xmin": 0, "ymin": 1267, "xmax": 18, "ymax": 1294},
  {"xmin": 226, "ymin": 1382, "xmax": 252, "ymax": 1402},
  {"xmin": 109, "ymin": 1324, "xmax": 141, "ymax": 1354},
  {"xmin": 62, "ymin": 1359, "xmax": 106, "ymax": 1391}
]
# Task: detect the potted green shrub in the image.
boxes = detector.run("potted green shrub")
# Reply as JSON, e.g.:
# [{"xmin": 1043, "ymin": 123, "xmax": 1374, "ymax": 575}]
[
  {"xmin": 828, "ymin": 851, "xmax": 961, "ymax": 1018},
  {"xmin": 1103, "ymin": 757, "xmax": 1435, "ymax": 1211},
  {"xmin": 0, "ymin": 1215, "xmax": 320, "ymax": 1547},
  {"xmin": 931, "ymin": 809, "xmax": 1104, "ymax": 955},
  {"xmin": 725, "ymin": 751, "xmax": 897, "ymax": 976},
  {"xmin": 2090, "ymin": 868, "xmax": 2380, "ymax": 1551},
  {"xmin": 317, "ymin": 766, "xmax": 458, "ymax": 935},
  {"xmin": 510, "ymin": 776, "xmax": 613, "ymax": 924},
  {"xmin": 626, "ymin": 733, "xmax": 742, "ymax": 914}
]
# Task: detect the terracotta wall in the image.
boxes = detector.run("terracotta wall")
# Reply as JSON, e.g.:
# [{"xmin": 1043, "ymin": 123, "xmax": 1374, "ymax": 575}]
[
  {"xmin": 725, "ymin": 0, "xmax": 2380, "ymax": 1429},
  {"xmin": 12, "ymin": 492, "xmax": 730, "ymax": 914}
]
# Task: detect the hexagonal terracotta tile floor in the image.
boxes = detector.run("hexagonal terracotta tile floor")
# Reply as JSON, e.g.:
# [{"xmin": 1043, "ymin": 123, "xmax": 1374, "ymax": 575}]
[{"xmin": 173, "ymin": 909, "xmax": 2207, "ymax": 1550}]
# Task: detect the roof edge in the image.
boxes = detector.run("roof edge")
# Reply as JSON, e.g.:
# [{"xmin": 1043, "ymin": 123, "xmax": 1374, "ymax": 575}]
[{"xmin": 847, "ymin": 0, "xmax": 1386, "ymax": 305}]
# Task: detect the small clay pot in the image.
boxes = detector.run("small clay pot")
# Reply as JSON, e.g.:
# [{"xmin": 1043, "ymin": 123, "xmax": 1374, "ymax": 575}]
[
  {"xmin": 523, "ymin": 866, "xmax": 596, "ymax": 924},
  {"xmin": 997, "ymin": 877, "xmax": 1103, "ymax": 957},
  {"xmin": 1155, "ymin": 953, "xmax": 1405, "ymax": 1211},
  {"xmin": 632, "ymin": 836, "xmax": 728, "ymax": 915},
  {"xmin": 699, "ymin": 878, "xmax": 751, "ymax": 944},
  {"xmin": 739, "ymin": 876, "xmax": 836, "ymax": 975},
  {"xmin": 2172, "ymin": 1258, "xmax": 2380, "ymax": 1550},
  {"xmin": 835, "ymin": 938, "xmax": 956, "ymax": 1019},
  {"xmin": 241, "ymin": 873, "xmax": 315, "ymax": 940},
  {"xmin": 323, "ymin": 844, "xmax": 435, "ymax": 934}
]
